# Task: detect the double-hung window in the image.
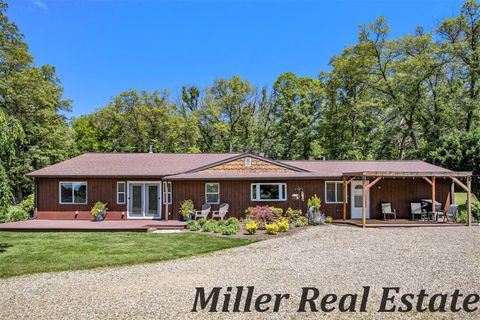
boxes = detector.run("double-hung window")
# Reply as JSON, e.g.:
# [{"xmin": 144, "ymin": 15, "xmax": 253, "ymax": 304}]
[
  {"xmin": 59, "ymin": 182, "xmax": 87, "ymax": 204},
  {"xmin": 117, "ymin": 182, "xmax": 126, "ymax": 204},
  {"xmin": 205, "ymin": 183, "xmax": 220, "ymax": 204},
  {"xmin": 251, "ymin": 183, "xmax": 287, "ymax": 201},
  {"xmin": 325, "ymin": 181, "xmax": 346, "ymax": 203}
]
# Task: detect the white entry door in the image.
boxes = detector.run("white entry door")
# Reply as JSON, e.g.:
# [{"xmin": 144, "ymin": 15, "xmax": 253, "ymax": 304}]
[
  {"xmin": 127, "ymin": 182, "xmax": 162, "ymax": 219},
  {"xmin": 350, "ymin": 180, "xmax": 370, "ymax": 219}
]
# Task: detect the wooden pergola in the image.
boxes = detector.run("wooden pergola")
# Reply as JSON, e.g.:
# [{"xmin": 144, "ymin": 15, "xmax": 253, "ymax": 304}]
[{"xmin": 341, "ymin": 171, "xmax": 473, "ymax": 228}]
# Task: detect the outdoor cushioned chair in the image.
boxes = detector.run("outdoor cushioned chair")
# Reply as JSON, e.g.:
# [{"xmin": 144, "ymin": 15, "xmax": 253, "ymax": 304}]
[
  {"xmin": 434, "ymin": 204, "xmax": 459, "ymax": 223},
  {"xmin": 194, "ymin": 204, "xmax": 211, "ymax": 220},
  {"xmin": 381, "ymin": 203, "xmax": 397, "ymax": 220},
  {"xmin": 212, "ymin": 203, "xmax": 229, "ymax": 220},
  {"xmin": 410, "ymin": 202, "xmax": 427, "ymax": 220}
]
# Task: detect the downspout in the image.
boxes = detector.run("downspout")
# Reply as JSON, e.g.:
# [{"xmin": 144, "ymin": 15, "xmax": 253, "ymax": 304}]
[{"xmin": 33, "ymin": 178, "xmax": 38, "ymax": 219}]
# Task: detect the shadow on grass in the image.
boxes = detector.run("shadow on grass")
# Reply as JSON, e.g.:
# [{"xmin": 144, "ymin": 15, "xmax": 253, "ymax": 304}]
[{"xmin": 0, "ymin": 243, "xmax": 12, "ymax": 253}]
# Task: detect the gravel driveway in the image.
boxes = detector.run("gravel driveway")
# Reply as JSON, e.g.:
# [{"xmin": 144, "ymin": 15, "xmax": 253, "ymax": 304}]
[{"xmin": 0, "ymin": 225, "xmax": 479, "ymax": 319}]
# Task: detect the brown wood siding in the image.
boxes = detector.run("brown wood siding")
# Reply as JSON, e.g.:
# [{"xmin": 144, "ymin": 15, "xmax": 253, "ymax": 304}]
[
  {"xmin": 171, "ymin": 180, "xmax": 347, "ymax": 220},
  {"xmin": 35, "ymin": 177, "xmax": 451, "ymax": 221},
  {"xmin": 369, "ymin": 178, "xmax": 451, "ymax": 219},
  {"xmin": 37, "ymin": 178, "xmax": 127, "ymax": 219}
]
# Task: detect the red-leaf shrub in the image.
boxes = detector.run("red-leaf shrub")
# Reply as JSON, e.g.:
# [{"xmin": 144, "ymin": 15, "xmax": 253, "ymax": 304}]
[{"xmin": 246, "ymin": 205, "xmax": 282, "ymax": 223}]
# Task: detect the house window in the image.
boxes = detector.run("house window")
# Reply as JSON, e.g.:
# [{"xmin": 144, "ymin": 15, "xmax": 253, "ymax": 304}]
[
  {"xmin": 163, "ymin": 181, "xmax": 172, "ymax": 204},
  {"xmin": 325, "ymin": 181, "xmax": 346, "ymax": 203},
  {"xmin": 245, "ymin": 157, "xmax": 252, "ymax": 167},
  {"xmin": 59, "ymin": 182, "xmax": 87, "ymax": 204},
  {"xmin": 251, "ymin": 183, "xmax": 287, "ymax": 201},
  {"xmin": 117, "ymin": 182, "xmax": 126, "ymax": 204},
  {"xmin": 205, "ymin": 183, "xmax": 220, "ymax": 204}
]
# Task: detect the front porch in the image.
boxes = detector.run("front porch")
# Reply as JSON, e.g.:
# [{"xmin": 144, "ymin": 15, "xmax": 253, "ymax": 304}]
[
  {"xmin": 334, "ymin": 219, "xmax": 466, "ymax": 228},
  {"xmin": 341, "ymin": 170, "xmax": 473, "ymax": 228},
  {"xmin": 0, "ymin": 219, "xmax": 187, "ymax": 232}
]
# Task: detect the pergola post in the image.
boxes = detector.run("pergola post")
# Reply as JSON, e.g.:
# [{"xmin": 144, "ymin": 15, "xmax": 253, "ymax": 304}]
[
  {"xmin": 362, "ymin": 176, "xmax": 367, "ymax": 228},
  {"xmin": 431, "ymin": 176, "xmax": 436, "ymax": 213},
  {"xmin": 467, "ymin": 176, "xmax": 472, "ymax": 227},
  {"xmin": 343, "ymin": 176, "xmax": 347, "ymax": 221},
  {"xmin": 450, "ymin": 176, "xmax": 472, "ymax": 226}
]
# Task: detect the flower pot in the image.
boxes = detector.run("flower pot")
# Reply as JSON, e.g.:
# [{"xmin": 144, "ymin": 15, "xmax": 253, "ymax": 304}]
[
  {"xmin": 182, "ymin": 213, "xmax": 193, "ymax": 221},
  {"xmin": 92, "ymin": 212, "xmax": 105, "ymax": 222}
]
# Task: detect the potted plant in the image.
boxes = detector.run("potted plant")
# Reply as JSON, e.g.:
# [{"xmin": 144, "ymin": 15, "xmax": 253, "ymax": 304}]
[
  {"xmin": 91, "ymin": 201, "xmax": 108, "ymax": 221},
  {"xmin": 179, "ymin": 199, "xmax": 194, "ymax": 221}
]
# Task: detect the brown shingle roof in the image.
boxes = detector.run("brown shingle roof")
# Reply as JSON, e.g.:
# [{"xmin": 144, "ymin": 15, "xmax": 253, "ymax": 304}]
[
  {"xmin": 27, "ymin": 153, "xmax": 242, "ymax": 177},
  {"xmin": 27, "ymin": 153, "xmax": 454, "ymax": 179},
  {"xmin": 281, "ymin": 160, "xmax": 452, "ymax": 176}
]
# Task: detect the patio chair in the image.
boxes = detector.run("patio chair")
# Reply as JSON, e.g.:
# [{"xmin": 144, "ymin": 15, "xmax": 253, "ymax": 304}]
[
  {"xmin": 434, "ymin": 204, "xmax": 459, "ymax": 223},
  {"xmin": 410, "ymin": 202, "xmax": 427, "ymax": 220},
  {"xmin": 211, "ymin": 203, "xmax": 229, "ymax": 220},
  {"xmin": 381, "ymin": 203, "xmax": 397, "ymax": 220},
  {"xmin": 194, "ymin": 204, "xmax": 211, "ymax": 220}
]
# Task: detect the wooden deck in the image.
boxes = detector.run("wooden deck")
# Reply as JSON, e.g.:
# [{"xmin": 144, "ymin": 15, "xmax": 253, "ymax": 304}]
[
  {"xmin": 333, "ymin": 219, "xmax": 466, "ymax": 228},
  {"xmin": 0, "ymin": 219, "xmax": 187, "ymax": 232}
]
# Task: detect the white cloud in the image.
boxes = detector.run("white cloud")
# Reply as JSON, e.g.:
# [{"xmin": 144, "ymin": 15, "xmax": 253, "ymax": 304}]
[{"xmin": 33, "ymin": 1, "xmax": 48, "ymax": 11}]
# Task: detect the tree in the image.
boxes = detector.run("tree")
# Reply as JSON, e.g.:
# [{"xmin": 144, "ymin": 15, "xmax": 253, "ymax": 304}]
[{"xmin": 0, "ymin": 1, "xmax": 74, "ymax": 202}]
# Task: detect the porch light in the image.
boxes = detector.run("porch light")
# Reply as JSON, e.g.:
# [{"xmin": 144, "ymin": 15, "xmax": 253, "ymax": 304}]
[{"xmin": 377, "ymin": 185, "xmax": 381, "ymax": 190}]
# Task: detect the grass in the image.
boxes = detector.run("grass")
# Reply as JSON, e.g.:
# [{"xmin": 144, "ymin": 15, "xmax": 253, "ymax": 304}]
[
  {"xmin": 455, "ymin": 192, "xmax": 478, "ymax": 223},
  {"xmin": 0, "ymin": 232, "xmax": 255, "ymax": 278}
]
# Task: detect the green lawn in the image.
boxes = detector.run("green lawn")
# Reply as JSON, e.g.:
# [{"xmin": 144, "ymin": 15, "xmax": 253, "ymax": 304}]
[{"xmin": 0, "ymin": 232, "xmax": 255, "ymax": 278}]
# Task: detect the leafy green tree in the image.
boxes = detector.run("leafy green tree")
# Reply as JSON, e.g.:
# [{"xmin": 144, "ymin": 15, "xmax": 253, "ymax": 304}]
[{"xmin": 0, "ymin": 1, "xmax": 74, "ymax": 201}]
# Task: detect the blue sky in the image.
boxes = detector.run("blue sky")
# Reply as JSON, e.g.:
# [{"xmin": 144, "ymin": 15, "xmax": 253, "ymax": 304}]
[{"xmin": 10, "ymin": 0, "xmax": 465, "ymax": 117}]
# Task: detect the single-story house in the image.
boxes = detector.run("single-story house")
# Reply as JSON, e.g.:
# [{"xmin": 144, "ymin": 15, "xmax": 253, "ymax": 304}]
[{"xmin": 27, "ymin": 152, "xmax": 474, "ymax": 226}]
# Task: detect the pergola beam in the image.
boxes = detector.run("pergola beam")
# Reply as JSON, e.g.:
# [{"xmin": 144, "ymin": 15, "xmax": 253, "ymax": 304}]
[
  {"xmin": 366, "ymin": 177, "xmax": 382, "ymax": 190},
  {"xmin": 423, "ymin": 177, "xmax": 432, "ymax": 185}
]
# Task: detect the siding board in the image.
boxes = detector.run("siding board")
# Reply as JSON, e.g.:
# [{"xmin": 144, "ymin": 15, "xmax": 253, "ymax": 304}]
[{"xmin": 36, "ymin": 177, "xmax": 451, "ymax": 221}]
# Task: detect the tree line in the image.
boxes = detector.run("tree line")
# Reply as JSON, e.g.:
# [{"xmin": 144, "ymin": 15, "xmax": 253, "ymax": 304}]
[{"xmin": 1, "ymin": 0, "xmax": 480, "ymax": 212}]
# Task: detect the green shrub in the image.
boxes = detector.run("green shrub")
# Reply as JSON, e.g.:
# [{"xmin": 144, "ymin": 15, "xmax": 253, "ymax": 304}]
[
  {"xmin": 202, "ymin": 220, "xmax": 218, "ymax": 232},
  {"xmin": 265, "ymin": 223, "xmax": 279, "ymax": 235},
  {"xmin": 217, "ymin": 220, "xmax": 227, "ymax": 226},
  {"xmin": 293, "ymin": 216, "xmax": 308, "ymax": 227},
  {"xmin": 307, "ymin": 194, "xmax": 321, "ymax": 210},
  {"xmin": 19, "ymin": 194, "xmax": 34, "ymax": 216},
  {"xmin": 186, "ymin": 220, "xmax": 196, "ymax": 228},
  {"xmin": 271, "ymin": 207, "xmax": 283, "ymax": 217},
  {"xmin": 326, "ymin": 216, "xmax": 333, "ymax": 223},
  {"xmin": 245, "ymin": 220, "xmax": 259, "ymax": 235},
  {"xmin": 277, "ymin": 218, "xmax": 289, "ymax": 232},
  {"xmin": 197, "ymin": 217, "xmax": 207, "ymax": 227},
  {"xmin": 284, "ymin": 207, "xmax": 302, "ymax": 222},
  {"xmin": 226, "ymin": 217, "xmax": 239, "ymax": 226},
  {"xmin": 222, "ymin": 225, "xmax": 238, "ymax": 235},
  {"xmin": 6, "ymin": 206, "xmax": 29, "ymax": 222},
  {"xmin": 189, "ymin": 223, "xmax": 201, "ymax": 231},
  {"xmin": 213, "ymin": 225, "xmax": 225, "ymax": 233}
]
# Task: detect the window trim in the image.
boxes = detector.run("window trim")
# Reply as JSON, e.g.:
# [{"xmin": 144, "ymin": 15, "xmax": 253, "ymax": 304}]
[
  {"xmin": 324, "ymin": 181, "xmax": 347, "ymax": 204},
  {"xmin": 59, "ymin": 181, "xmax": 88, "ymax": 205},
  {"xmin": 205, "ymin": 182, "xmax": 220, "ymax": 204},
  {"xmin": 251, "ymin": 182, "xmax": 287, "ymax": 202},
  {"xmin": 117, "ymin": 181, "xmax": 126, "ymax": 204},
  {"xmin": 245, "ymin": 157, "xmax": 252, "ymax": 167},
  {"xmin": 163, "ymin": 181, "xmax": 172, "ymax": 204}
]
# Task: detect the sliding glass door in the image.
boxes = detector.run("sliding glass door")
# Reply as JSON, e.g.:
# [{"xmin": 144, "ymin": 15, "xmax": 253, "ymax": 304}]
[{"xmin": 128, "ymin": 182, "xmax": 161, "ymax": 219}]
